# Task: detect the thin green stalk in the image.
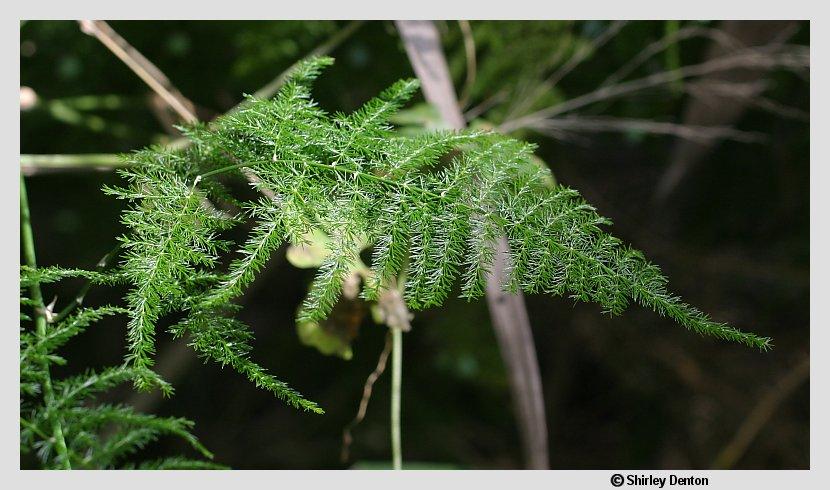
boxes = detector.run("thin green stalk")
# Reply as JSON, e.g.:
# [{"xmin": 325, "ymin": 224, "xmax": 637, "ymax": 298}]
[
  {"xmin": 198, "ymin": 161, "xmax": 266, "ymax": 179},
  {"xmin": 51, "ymin": 244, "xmax": 121, "ymax": 324},
  {"xmin": 391, "ymin": 326, "xmax": 403, "ymax": 470},
  {"xmin": 199, "ymin": 158, "xmax": 445, "ymax": 201},
  {"xmin": 20, "ymin": 173, "xmax": 72, "ymax": 469},
  {"xmin": 664, "ymin": 20, "xmax": 683, "ymax": 94},
  {"xmin": 20, "ymin": 416, "xmax": 50, "ymax": 440},
  {"xmin": 20, "ymin": 154, "xmax": 128, "ymax": 174}
]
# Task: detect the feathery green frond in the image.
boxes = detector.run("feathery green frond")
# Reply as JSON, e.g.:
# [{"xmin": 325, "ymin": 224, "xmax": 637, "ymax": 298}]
[
  {"xmin": 106, "ymin": 154, "xmax": 237, "ymax": 381},
  {"xmin": 20, "ymin": 265, "xmax": 124, "ymax": 288},
  {"xmin": 174, "ymin": 311, "xmax": 323, "ymax": 413},
  {"xmin": 52, "ymin": 366, "xmax": 170, "ymax": 411},
  {"xmin": 107, "ymin": 56, "xmax": 769, "ymax": 420},
  {"xmin": 62, "ymin": 404, "xmax": 213, "ymax": 465},
  {"xmin": 20, "ymin": 271, "xmax": 217, "ymax": 469}
]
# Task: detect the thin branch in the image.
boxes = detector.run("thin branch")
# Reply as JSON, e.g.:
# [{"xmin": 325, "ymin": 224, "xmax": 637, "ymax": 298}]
[
  {"xmin": 751, "ymin": 96, "xmax": 810, "ymax": 121},
  {"xmin": 27, "ymin": 22, "xmax": 365, "ymax": 174},
  {"xmin": 20, "ymin": 154, "xmax": 128, "ymax": 175},
  {"xmin": 498, "ymin": 45, "xmax": 809, "ymax": 133},
  {"xmin": 341, "ymin": 331, "xmax": 393, "ymax": 464},
  {"xmin": 652, "ymin": 21, "xmax": 804, "ymax": 203},
  {"xmin": 390, "ymin": 324, "xmax": 403, "ymax": 470},
  {"xmin": 78, "ymin": 21, "xmax": 266, "ymax": 216},
  {"xmin": 545, "ymin": 20, "xmax": 628, "ymax": 90},
  {"xmin": 684, "ymin": 79, "xmax": 809, "ymax": 121},
  {"xmin": 51, "ymin": 244, "xmax": 122, "ymax": 325},
  {"xmin": 684, "ymin": 79, "xmax": 768, "ymax": 100},
  {"xmin": 20, "ymin": 174, "xmax": 71, "ymax": 469},
  {"xmin": 528, "ymin": 115, "xmax": 765, "ymax": 144},
  {"xmin": 457, "ymin": 20, "xmax": 477, "ymax": 109},
  {"xmin": 600, "ymin": 25, "xmax": 743, "ymax": 88},
  {"xmin": 463, "ymin": 89, "xmax": 508, "ymax": 122},
  {"xmin": 506, "ymin": 21, "xmax": 628, "ymax": 120},
  {"xmin": 711, "ymin": 356, "xmax": 809, "ymax": 469},
  {"xmin": 501, "ymin": 36, "xmax": 572, "ymax": 122},
  {"xmin": 79, "ymin": 20, "xmax": 197, "ymax": 123},
  {"xmin": 19, "ymin": 416, "xmax": 50, "ymax": 441}
]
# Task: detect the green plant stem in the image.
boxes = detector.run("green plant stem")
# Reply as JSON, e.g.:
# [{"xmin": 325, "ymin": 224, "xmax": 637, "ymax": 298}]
[
  {"xmin": 21, "ymin": 153, "xmax": 126, "ymax": 167},
  {"xmin": 20, "ymin": 173, "xmax": 72, "ymax": 469},
  {"xmin": 20, "ymin": 154, "xmax": 128, "ymax": 173},
  {"xmin": 20, "ymin": 417, "xmax": 50, "ymax": 440},
  {"xmin": 199, "ymin": 158, "xmax": 444, "ymax": 201},
  {"xmin": 51, "ymin": 244, "xmax": 121, "ymax": 324},
  {"xmin": 198, "ymin": 161, "xmax": 267, "ymax": 179},
  {"xmin": 391, "ymin": 326, "xmax": 403, "ymax": 470},
  {"xmin": 664, "ymin": 20, "xmax": 683, "ymax": 94}
]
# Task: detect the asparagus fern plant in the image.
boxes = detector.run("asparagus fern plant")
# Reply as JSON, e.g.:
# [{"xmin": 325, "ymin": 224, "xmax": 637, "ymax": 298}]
[
  {"xmin": 20, "ymin": 182, "xmax": 222, "ymax": 470},
  {"xmin": 100, "ymin": 56, "xmax": 769, "ymax": 416}
]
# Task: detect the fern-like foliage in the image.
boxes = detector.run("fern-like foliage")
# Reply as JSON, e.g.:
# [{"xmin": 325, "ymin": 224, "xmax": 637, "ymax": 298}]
[
  {"xmin": 109, "ymin": 56, "xmax": 770, "ymax": 413},
  {"xmin": 20, "ymin": 266, "xmax": 223, "ymax": 470}
]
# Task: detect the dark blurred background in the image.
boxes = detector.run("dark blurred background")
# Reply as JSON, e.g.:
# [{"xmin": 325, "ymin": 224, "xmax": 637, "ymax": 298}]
[{"xmin": 19, "ymin": 20, "xmax": 809, "ymax": 469}]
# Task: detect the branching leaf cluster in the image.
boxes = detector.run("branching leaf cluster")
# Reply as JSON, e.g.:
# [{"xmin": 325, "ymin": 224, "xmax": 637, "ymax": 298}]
[
  {"xmin": 107, "ymin": 56, "xmax": 770, "ymax": 414},
  {"xmin": 19, "ymin": 267, "xmax": 222, "ymax": 470}
]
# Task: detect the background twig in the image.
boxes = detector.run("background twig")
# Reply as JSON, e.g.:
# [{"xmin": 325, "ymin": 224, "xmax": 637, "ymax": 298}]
[
  {"xmin": 79, "ymin": 20, "xmax": 198, "ymax": 124},
  {"xmin": 711, "ymin": 356, "xmax": 809, "ymax": 469},
  {"xmin": 499, "ymin": 44, "xmax": 808, "ymax": 133},
  {"xmin": 20, "ymin": 154, "xmax": 127, "ymax": 175},
  {"xmin": 341, "ymin": 332, "xmax": 393, "ymax": 464}
]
